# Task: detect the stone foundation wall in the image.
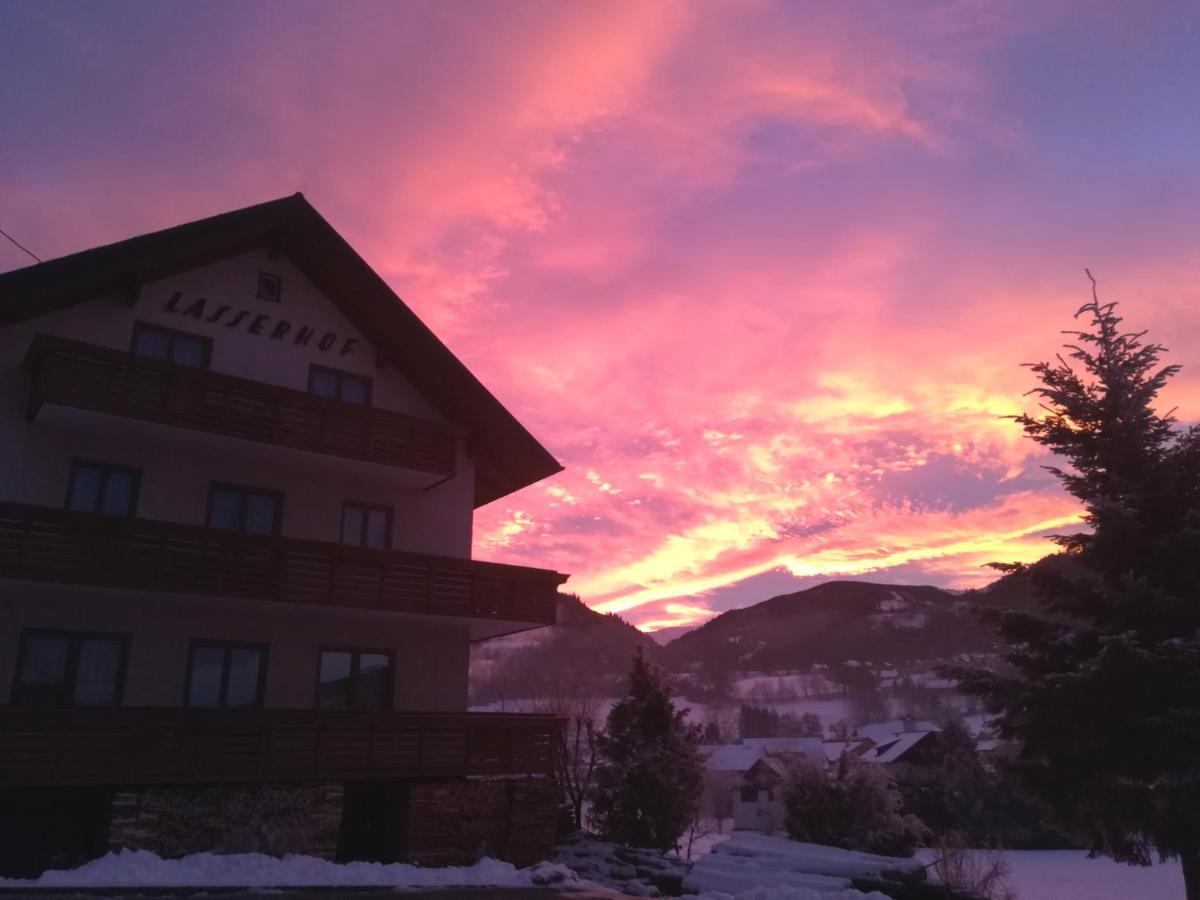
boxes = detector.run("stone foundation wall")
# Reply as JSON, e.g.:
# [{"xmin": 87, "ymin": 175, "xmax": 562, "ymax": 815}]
[
  {"xmin": 109, "ymin": 783, "xmax": 344, "ymax": 860},
  {"xmin": 104, "ymin": 777, "xmax": 557, "ymax": 868},
  {"xmin": 403, "ymin": 777, "xmax": 558, "ymax": 868}
]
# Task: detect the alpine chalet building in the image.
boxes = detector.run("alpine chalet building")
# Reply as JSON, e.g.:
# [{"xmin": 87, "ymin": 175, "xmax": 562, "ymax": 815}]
[{"xmin": 0, "ymin": 195, "xmax": 568, "ymax": 876}]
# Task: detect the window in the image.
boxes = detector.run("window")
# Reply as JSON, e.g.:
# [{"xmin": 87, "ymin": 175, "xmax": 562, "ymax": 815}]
[
  {"xmin": 131, "ymin": 323, "xmax": 211, "ymax": 368},
  {"xmin": 341, "ymin": 502, "xmax": 392, "ymax": 550},
  {"xmin": 308, "ymin": 365, "xmax": 371, "ymax": 405},
  {"xmin": 317, "ymin": 649, "xmax": 393, "ymax": 710},
  {"xmin": 740, "ymin": 785, "xmax": 759, "ymax": 803},
  {"xmin": 12, "ymin": 630, "xmax": 128, "ymax": 706},
  {"xmin": 65, "ymin": 460, "xmax": 140, "ymax": 517},
  {"xmin": 185, "ymin": 641, "xmax": 267, "ymax": 707},
  {"xmin": 207, "ymin": 483, "xmax": 283, "ymax": 535},
  {"xmin": 257, "ymin": 271, "xmax": 282, "ymax": 302}
]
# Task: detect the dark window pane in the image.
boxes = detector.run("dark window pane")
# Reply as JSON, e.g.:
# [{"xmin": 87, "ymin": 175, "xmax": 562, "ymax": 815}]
[
  {"xmin": 226, "ymin": 648, "xmax": 261, "ymax": 707},
  {"xmin": 365, "ymin": 509, "xmax": 389, "ymax": 549},
  {"xmin": 20, "ymin": 635, "xmax": 70, "ymax": 694},
  {"xmin": 172, "ymin": 336, "xmax": 206, "ymax": 367},
  {"xmin": 243, "ymin": 494, "xmax": 278, "ymax": 535},
  {"xmin": 67, "ymin": 466, "xmax": 101, "ymax": 513},
  {"xmin": 133, "ymin": 329, "xmax": 170, "ymax": 360},
  {"xmin": 101, "ymin": 471, "xmax": 136, "ymax": 517},
  {"xmin": 318, "ymin": 651, "xmax": 353, "ymax": 710},
  {"xmin": 341, "ymin": 505, "xmax": 364, "ymax": 546},
  {"xmin": 188, "ymin": 647, "xmax": 224, "ymax": 706},
  {"xmin": 309, "ymin": 370, "xmax": 339, "ymax": 399},
  {"xmin": 357, "ymin": 653, "xmax": 391, "ymax": 710},
  {"xmin": 340, "ymin": 376, "xmax": 368, "ymax": 405},
  {"xmin": 208, "ymin": 488, "xmax": 241, "ymax": 530},
  {"xmin": 73, "ymin": 639, "xmax": 121, "ymax": 706},
  {"xmin": 258, "ymin": 272, "xmax": 281, "ymax": 301}
]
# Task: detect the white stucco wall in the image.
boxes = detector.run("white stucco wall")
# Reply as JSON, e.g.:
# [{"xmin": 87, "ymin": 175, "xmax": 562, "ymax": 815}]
[
  {"xmin": 732, "ymin": 789, "xmax": 785, "ymax": 833},
  {"xmin": 0, "ymin": 584, "xmax": 470, "ymax": 710},
  {"xmin": 0, "ymin": 249, "xmax": 491, "ymax": 713},
  {"xmin": 0, "ymin": 249, "xmax": 476, "ymax": 557}
]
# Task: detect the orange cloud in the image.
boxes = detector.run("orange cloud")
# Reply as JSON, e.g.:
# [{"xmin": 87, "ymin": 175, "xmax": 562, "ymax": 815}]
[{"xmin": 6, "ymin": 1, "xmax": 1199, "ymax": 633}]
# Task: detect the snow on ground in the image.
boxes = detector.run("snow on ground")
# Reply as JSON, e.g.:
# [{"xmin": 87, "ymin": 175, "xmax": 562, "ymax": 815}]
[
  {"xmin": 684, "ymin": 820, "xmax": 734, "ymax": 860},
  {"xmin": 685, "ymin": 832, "xmax": 920, "ymax": 899},
  {"xmin": 916, "ymin": 848, "xmax": 1186, "ymax": 900},
  {"xmin": 0, "ymin": 849, "xmax": 583, "ymax": 890},
  {"xmin": 692, "ymin": 885, "xmax": 890, "ymax": 899},
  {"xmin": 682, "ymin": 697, "xmax": 858, "ymax": 728},
  {"xmin": 555, "ymin": 836, "xmax": 694, "ymax": 896}
]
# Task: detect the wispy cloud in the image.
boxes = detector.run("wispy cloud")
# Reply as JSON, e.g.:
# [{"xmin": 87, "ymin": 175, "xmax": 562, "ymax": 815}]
[{"xmin": 4, "ymin": 0, "xmax": 1199, "ymax": 630}]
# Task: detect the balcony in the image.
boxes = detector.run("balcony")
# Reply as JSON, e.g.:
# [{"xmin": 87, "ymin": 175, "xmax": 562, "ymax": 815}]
[
  {"xmin": 23, "ymin": 335, "xmax": 457, "ymax": 477},
  {"xmin": 0, "ymin": 706, "xmax": 561, "ymax": 787},
  {"xmin": 0, "ymin": 502, "xmax": 563, "ymax": 627}
]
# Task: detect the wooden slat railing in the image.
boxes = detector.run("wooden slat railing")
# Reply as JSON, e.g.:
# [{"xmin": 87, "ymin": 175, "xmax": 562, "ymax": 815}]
[
  {"xmin": 24, "ymin": 334, "xmax": 457, "ymax": 476},
  {"xmin": 0, "ymin": 502, "xmax": 564, "ymax": 624},
  {"xmin": 0, "ymin": 707, "xmax": 562, "ymax": 787}
]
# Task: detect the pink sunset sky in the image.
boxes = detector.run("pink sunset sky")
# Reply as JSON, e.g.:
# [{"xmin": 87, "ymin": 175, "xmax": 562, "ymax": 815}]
[{"xmin": 4, "ymin": 1, "xmax": 1200, "ymax": 632}]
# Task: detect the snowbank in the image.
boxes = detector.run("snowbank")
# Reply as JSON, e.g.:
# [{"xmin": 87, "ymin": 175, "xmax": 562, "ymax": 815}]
[
  {"xmin": 693, "ymin": 887, "xmax": 891, "ymax": 900},
  {"xmin": 555, "ymin": 836, "xmax": 692, "ymax": 896},
  {"xmin": 0, "ymin": 849, "xmax": 581, "ymax": 889},
  {"xmin": 916, "ymin": 848, "xmax": 1185, "ymax": 900},
  {"xmin": 685, "ymin": 832, "xmax": 922, "ymax": 899}
]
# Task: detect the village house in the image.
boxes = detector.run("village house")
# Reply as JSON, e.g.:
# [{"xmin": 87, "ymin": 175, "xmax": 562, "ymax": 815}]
[
  {"xmin": 703, "ymin": 737, "xmax": 826, "ymax": 832},
  {"xmin": 0, "ymin": 195, "xmax": 568, "ymax": 877}
]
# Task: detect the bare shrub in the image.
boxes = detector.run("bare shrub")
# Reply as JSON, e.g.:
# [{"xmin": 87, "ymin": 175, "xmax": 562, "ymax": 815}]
[{"xmin": 929, "ymin": 834, "xmax": 1016, "ymax": 900}]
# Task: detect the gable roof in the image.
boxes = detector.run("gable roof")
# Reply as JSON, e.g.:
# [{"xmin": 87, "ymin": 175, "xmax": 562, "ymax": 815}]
[
  {"xmin": 744, "ymin": 756, "xmax": 788, "ymax": 780},
  {"xmin": 853, "ymin": 719, "xmax": 941, "ymax": 743},
  {"xmin": 822, "ymin": 739, "xmax": 873, "ymax": 763},
  {"xmin": 0, "ymin": 194, "xmax": 562, "ymax": 507},
  {"xmin": 859, "ymin": 730, "xmax": 938, "ymax": 764},
  {"xmin": 702, "ymin": 737, "xmax": 826, "ymax": 773}
]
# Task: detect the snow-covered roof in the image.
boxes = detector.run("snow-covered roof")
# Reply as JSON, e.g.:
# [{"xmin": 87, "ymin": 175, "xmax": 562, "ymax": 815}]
[
  {"xmin": 859, "ymin": 731, "xmax": 936, "ymax": 764},
  {"xmin": 702, "ymin": 743, "xmax": 764, "ymax": 772},
  {"xmin": 821, "ymin": 739, "xmax": 872, "ymax": 763},
  {"xmin": 702, "ymin": 737, "xmax": 825, "ymax": 772},
  {"xmin": 745, "ymin": 737, "xmax": 825, "ymax": 756},
  {"xmin": 746, "ymin": 756, "xmax": 789, "ymax": 778},
  {"xmin": 853, "ymin": 718, "xmax": 941, "ymax": 743},
  {"xmin": 683, "ymin": 832, "xmax": 924, "ymax": 896}
]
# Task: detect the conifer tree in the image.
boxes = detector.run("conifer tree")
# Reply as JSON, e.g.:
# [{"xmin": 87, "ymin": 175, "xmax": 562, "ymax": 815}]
[
  {"xmin": 951, "ymin": 276, "xmax": 1200, "ymax": 898},
  {"xmin": 591, "ymin": 649, "xmax": 704, "ymax": 850}
]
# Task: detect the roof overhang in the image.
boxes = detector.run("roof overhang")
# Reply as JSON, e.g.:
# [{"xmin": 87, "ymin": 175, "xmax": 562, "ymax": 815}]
[{"xmin": 0, "ymin": 194, "xmax": 562, "ymax": 506}]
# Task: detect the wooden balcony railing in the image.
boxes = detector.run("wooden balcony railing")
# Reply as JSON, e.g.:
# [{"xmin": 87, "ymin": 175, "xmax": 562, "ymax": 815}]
[
  {"xmin": 24, "ymin": 334, "xmax": 457, "ymax": 477},
  {"xmin": 0, "ymin": 707, "xmax": 561, "ymax": 787},
  {"xmin": 0, "ymin": 503, "xmax": 564, "ymax": 624}
]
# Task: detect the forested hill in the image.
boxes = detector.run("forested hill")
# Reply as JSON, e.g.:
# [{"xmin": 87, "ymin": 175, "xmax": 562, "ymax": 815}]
[
  {"xmin": 470, "ymin": 593, "xmax": 657, "ymax": 704},
  {"xmin": 472, "ymin": 569, "xmax": 1047, "ymax": 703},
  {"xmin": 657, "ymin": 574, "xmax": 1040, "ymax": 673}
]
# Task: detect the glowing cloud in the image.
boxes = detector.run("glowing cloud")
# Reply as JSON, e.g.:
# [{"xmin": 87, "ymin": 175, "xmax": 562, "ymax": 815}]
[{"xmin": 5, "ymin": 2, "xmax": 1200, "ymax": 630}]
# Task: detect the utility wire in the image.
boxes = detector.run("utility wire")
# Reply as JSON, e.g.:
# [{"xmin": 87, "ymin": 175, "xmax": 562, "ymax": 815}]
[{"xmin": 0, "ymin": 226, "xmax": 42, "ymax": 263}]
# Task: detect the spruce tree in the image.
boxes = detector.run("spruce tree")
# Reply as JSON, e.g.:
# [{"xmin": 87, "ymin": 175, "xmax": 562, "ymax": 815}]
[
  {"xmin": 951, "ymin": 277, "xmax": 1200, "ymax": 897},
  {"xmin": 591, "ymin": 649, "xmax": 704, "ymax": 850}
]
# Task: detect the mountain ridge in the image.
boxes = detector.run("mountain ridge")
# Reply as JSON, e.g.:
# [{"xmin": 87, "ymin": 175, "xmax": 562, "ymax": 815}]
[
  {"xmin": 656, "ymin": 573, "xmax": 1038, "ymax": 672},
  {"xmin": 471, "ymin": 570, "xmax": 1044, "ymax": 703}
]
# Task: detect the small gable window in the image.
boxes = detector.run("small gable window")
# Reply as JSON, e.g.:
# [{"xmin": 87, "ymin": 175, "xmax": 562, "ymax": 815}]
[
  {"xmin": 257, "ymin": 271, "xmax": 282, "ymax": 303},
  {"xmin": 309, "ymin": 365, "xmax": 371, "ymax": 405},
  {"xmin": 132, "ymin": 323, "xmax": 211, "ymax": 368}
]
